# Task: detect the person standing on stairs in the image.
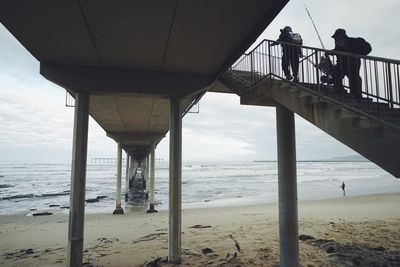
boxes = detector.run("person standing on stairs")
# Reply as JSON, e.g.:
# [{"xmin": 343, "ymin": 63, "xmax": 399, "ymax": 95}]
[
  {"xmin": 272, "ymin": 26, "xmax": 303, "ymax": 83},
  {"xmin": 329, "ymin": 28, "xmax": 372, "ymax": 99}
]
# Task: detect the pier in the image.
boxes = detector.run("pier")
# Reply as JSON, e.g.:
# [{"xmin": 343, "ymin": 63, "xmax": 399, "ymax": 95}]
[
  {"xmin": 1, "ymin": 1, "xmax": 399, "ymax": 266},
  {"xmin": 90, "ymin": 158, "xmax": 126, "ymax": 164}
]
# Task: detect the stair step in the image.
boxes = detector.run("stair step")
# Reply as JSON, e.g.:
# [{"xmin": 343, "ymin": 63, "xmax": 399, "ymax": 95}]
[
  {"xmin": 360, "ymin": 102, "xmax": 389, "ymax": 109},
  {"xmin": 356, "ymin": 126, "xmax": 400, "ymax": 141},
  {"xmin": 221, "ymin": 76, "xmax": 400, "ymax": 134},
  {"xmin": 305, "ymin": 102, "xmax": 330, "ymax": 110},
  {"xmin": 358, "ymin": 106, "xmax": 400, "ymax": 115},
  {"xmin": 235, "ymin": 77, "xmax": 400, "ymax": 177},
  {"xmin": 287, "ymin": 86, "xmax": 299, "ymax": 92},
  {"xmin": 333, "ymin": 108, "xmax": 359, "ymax": 119},
  {"xmin": 340, "ymin": 117, "xmax": 379, "ymax": 130},
  {"xmin": 300, "ymin": 95, "xmax": 321, "ymax": 105},
  {"xmin": 281, "ymin": 84, "xmax": 294, "ymax": 90},
  {"xmin": 298, "ymin": 91, "xmax": 313, "ymax": 98}
]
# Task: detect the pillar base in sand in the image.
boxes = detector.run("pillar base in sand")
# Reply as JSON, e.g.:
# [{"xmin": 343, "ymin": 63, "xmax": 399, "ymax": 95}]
[
  {"xmin": 147, "ymin": 203, "xmax": 158, "ymax": 213},
  {"xmin": 113, "ymin": 205, "xmax": 124, "ymax": 215}
]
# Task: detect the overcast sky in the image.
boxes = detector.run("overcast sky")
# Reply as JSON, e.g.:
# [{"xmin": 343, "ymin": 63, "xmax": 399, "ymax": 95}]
[{"xmin": 0, "ymin": 0, "xmax": 399, "ymax": 163}]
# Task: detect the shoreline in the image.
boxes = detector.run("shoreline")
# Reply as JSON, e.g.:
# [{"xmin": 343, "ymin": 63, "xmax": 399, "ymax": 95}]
[
  {"xmin": 1, "ymin": 192, "xmax": 400, "ymax": 266},
  {"xmin": 3, "ymin": 189, "xmax": 400, "ymax": 217},
  {"xmin": 2, "ymin": 161, "xmax": 399, "ymax": 218},
  {"xmin": 0, "ymin": 192, "xmax": 400, "ymax": 218}
]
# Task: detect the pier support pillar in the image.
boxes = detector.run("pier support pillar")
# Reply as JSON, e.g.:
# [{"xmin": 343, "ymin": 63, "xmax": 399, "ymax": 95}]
[
  {"xmin": 67, "ymin": 92, "xmax": 89, "ymax": 267},
  {"xmin": 128, "ymin": 157, "xmax": 133, "ymax": 186},
  {"xmin": 145, "ymin": 155, "xmax": 150, "ymax": 194},
  {"xmin": 125, "ymin": 153, "xmax": 130, "ymax": 201},
  {"xmin": 147, "ymin": 142, "xmax": 157, "ymax": 213},
  {"xmin": 130, "ymin": 160, "xmax": 137, "ymax": 191},
  {"xmin": 169, "ymin": 96, "xmax": 182, "ymax": 264},
  {"xmin": 113, "ymin": 143, "xmax": 124, "ymax": 214},
  {"xmin": 276, "ymin": 104, "xmax": 299, "ymax": 267}
]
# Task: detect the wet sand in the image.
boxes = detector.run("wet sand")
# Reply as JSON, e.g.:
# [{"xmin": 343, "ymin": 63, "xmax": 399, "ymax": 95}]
[{"xmin": 1, "ymin": 193, "xmax": 400, "ymax": 266}]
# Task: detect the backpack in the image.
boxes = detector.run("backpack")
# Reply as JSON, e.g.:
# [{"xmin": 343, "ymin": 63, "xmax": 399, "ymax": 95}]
[
  {"xmin": 289, "ymin": 32, "xmax": 303, "ymax": 45},
  {"xmin": 355, "ymin": 37, "xmax": 372, "ymax": 55}
]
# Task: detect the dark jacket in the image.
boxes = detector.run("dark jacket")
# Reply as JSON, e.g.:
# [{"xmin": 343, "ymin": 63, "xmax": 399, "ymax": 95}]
[
  {"xmin": 334, "ymin": 37, "xmax": 365, "ymax": 55},
  {"xmin": 277, "ymin": 31, "xmax": 292, "ymax": 44},
  {"xmin": 276, "ymin": 31, "xmax": 301, "ymax": 56},
  {"xmin": 334, "ymin": 37, "xmax": 363, "ymax": 67}
]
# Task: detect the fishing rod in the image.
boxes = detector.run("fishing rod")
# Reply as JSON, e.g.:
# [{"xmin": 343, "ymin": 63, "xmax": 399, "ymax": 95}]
[
  {"xmin": 303, "ymin": 1, "xmax": 325, "ymax": 49},
  {"xmin": 302, "ymin": 1, "xmax": 334, "ymax": 80}
]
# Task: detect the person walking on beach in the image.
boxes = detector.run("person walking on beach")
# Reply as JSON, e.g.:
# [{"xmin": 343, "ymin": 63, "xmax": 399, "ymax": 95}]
[
  {"xmin": 329, "ymin": 28, "xmax": 372, "ymax": 99},
  {"xmin": 272, "ymin": 26, "xmax": 303, "ymax": 82},
  {"xmin": 341, "ymin": 181, "xmax": 346, "ymax": 197}
]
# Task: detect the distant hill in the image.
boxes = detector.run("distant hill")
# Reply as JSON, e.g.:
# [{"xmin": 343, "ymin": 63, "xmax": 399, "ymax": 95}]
[
  {"xmin": 253, "ymin": 155, "xmax": 369, "ymax": 162},
  {"xmin": 327, "ymin": 155, "xmax": 368, "ymax": 162}
]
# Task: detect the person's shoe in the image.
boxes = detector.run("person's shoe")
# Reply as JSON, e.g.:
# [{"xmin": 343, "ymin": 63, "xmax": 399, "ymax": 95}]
[
  {"xmin": 321, "ymin": 76, "xmax": 334, "ymax": 85},
  {"xmin": 320, "ymin": 75, "xmax": 329, "ymax": 84},
  {"xmin": 285, "ymin": 74, "xmax": 293, "ymax": 81},
  {"xmin": 292, "ymin": 76, "xmax": 299, "ymax": 83},
  {"xmin": 350, "ymin": 93, "xmax": 362, "ymax": 100}
]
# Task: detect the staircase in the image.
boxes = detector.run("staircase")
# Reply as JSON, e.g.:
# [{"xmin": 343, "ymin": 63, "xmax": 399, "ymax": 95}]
[{"xmin": 219, "ymin": 39, "xmax": 400, "ymax": 178}]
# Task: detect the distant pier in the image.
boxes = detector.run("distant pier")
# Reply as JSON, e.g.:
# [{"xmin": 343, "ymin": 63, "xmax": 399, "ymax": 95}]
[{"xmin": 91, "ymin": 158, "xmax": 164, "ymax": 164}]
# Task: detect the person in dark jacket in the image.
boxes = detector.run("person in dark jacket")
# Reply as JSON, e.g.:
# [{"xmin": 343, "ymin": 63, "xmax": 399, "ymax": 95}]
[
  {"xmin": 273, "ymin": 26, "xmax": 302, "ymax": 82},
  {"xmin": 331, "ymin": 28, "xmax": 364, "ymax": 99},
  {"xmin": 341, "ymin": 181, "xmax": 346, "ymax": 196}
]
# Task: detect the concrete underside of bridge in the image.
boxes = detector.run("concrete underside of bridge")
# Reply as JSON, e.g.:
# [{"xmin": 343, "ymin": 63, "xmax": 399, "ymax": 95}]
[
  {"xmin": 1, "ymin": 0, "xmax": 289, "ymax": 153},
  {"xmin": 1, "ymin": 0, "xmax": 291, "ymax": 266},
  {"xmin": 94, "ymin": 93, "xmax": 194, "ymax": 161}
]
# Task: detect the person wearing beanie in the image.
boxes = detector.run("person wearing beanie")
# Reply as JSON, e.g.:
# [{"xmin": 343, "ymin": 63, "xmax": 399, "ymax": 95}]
[
  {"xmin": 272, "ymin": 26, "xmax": 303, "ymax": 83},
  {"xmin": 330, "ymin": 28, "xmax": 371, "ymax": 99}
]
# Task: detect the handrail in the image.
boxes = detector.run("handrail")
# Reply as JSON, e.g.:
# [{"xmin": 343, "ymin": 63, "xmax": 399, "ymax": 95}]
[
  {"xmin": 299, "ymin": 51, "xmax": 316, "ymax": 64},
  {"xmin": 182, "ymin": 91, "xmax": 205, "ymax": 117},
  {"xmin": 238, "ymin": 39, "xmax": 400, "ymax": 68},
  {"xmin": 256, "ymin": 39, "xmax": 400, "ymax": 65},
  {"xmin": 226, "ymin": 39, "xmax": 400, "ymax": 129},
  {"xmin": 65, "ymin": 91, "xmax": 75, "ymax": 107}
]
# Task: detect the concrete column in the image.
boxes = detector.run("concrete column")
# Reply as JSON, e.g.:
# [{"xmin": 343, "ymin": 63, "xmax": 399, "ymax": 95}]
[
  {"xmin": 67, "ymin": 92, "xmax": 89, "ymax": 267},
  {"xmin": 169, "ymin": 96, "xmax": 182, "ymax": 264},
  {"xmin": 133, "ymin": 158, "xmax": 136, "ymax": 175},
  {"xmin": 147, "ymin": 142, "xmax": 157, "ymax": 213},
  {"xmin": 141, "ymin": 157, "xmax": 145, "ymax": 178},
  {"xmin": 276, "ymin": 104, "xmax": 299, "ymax": 267},
  {"xmin": 125, "ymin": 153, "xmax": 130, "ymax": 201},
  {"xmin": 145, "ymin": 154, "xmax": 150, "ymax": 193},
  {"xmin": 144, "ymin": 155, "xmax": 149, "ymax": 199},
  {"xmin": 128, "ymin": 157, "xmax": 132, "ymax": 184},
  {"xmin": 130, "ymin": 159, "xmax": 135, "ymax": 191},
  {"xmin": 113, "ymin": 143, "xmax": 124, "ymax": 214}
]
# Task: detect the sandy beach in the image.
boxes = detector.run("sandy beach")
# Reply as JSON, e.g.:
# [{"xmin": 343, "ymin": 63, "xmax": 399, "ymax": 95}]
[{"xmin": 1, "ymin": 193, "xmax": 400, "ymax": 266}]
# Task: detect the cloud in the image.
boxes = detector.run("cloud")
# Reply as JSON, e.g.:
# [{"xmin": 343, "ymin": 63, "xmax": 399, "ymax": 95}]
[
  {"xmin": 253, "ymin": 0, "xmax": 400, "ymax": 58},
  {"xmin": 182, "ymin": 127, "xmax": 257, "ymax": 161},
  {"xmin": 0, "ymin": 25, "xmax": 39, "ymax": 76},
  {"xmin": 0, "ymin": 72, "xmax": 116, "ymax": 162},
  {"xmin": 1, "ymin": 0, "xmax": 396, "ymax": 163}
]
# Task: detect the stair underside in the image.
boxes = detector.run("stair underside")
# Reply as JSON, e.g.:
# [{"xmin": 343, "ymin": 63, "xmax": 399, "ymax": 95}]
[{"xmin": 235, "ymin": 77, "xmax": 400, "ymax": 178}]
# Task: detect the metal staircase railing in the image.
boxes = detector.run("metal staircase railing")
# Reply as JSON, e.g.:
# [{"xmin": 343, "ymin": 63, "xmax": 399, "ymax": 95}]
[
  {"xmin": 66, "ymin": 90, "xmax": 202, "ymax": 117},
  {"xmin": 225, "ymin": 39, "xmax": 400, "ymax": 129},
  {"xmin": 65, "ymin": 91, "xmax": 75, "ymax": 107}
]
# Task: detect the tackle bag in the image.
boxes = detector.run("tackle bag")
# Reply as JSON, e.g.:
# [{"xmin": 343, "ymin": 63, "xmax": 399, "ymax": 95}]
[
  {"xmin": 355, "ymin": 37, "xmax": 372, "ymax": 55},
  {"xmin": 290, "ymin": 32, "xmax": 303, "ymax": 45}
]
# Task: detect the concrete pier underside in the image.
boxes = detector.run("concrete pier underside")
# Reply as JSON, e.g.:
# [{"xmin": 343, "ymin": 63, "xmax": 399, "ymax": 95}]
[{"xmin": 0, "ymin": 0, "xmax": 290, "ymax": 266}]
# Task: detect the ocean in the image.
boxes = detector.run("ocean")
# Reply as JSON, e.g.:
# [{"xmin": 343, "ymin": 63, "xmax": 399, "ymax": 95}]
[{"xmin": 0, "ymin": 161, "xmax": 399, "ymax": 216}]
